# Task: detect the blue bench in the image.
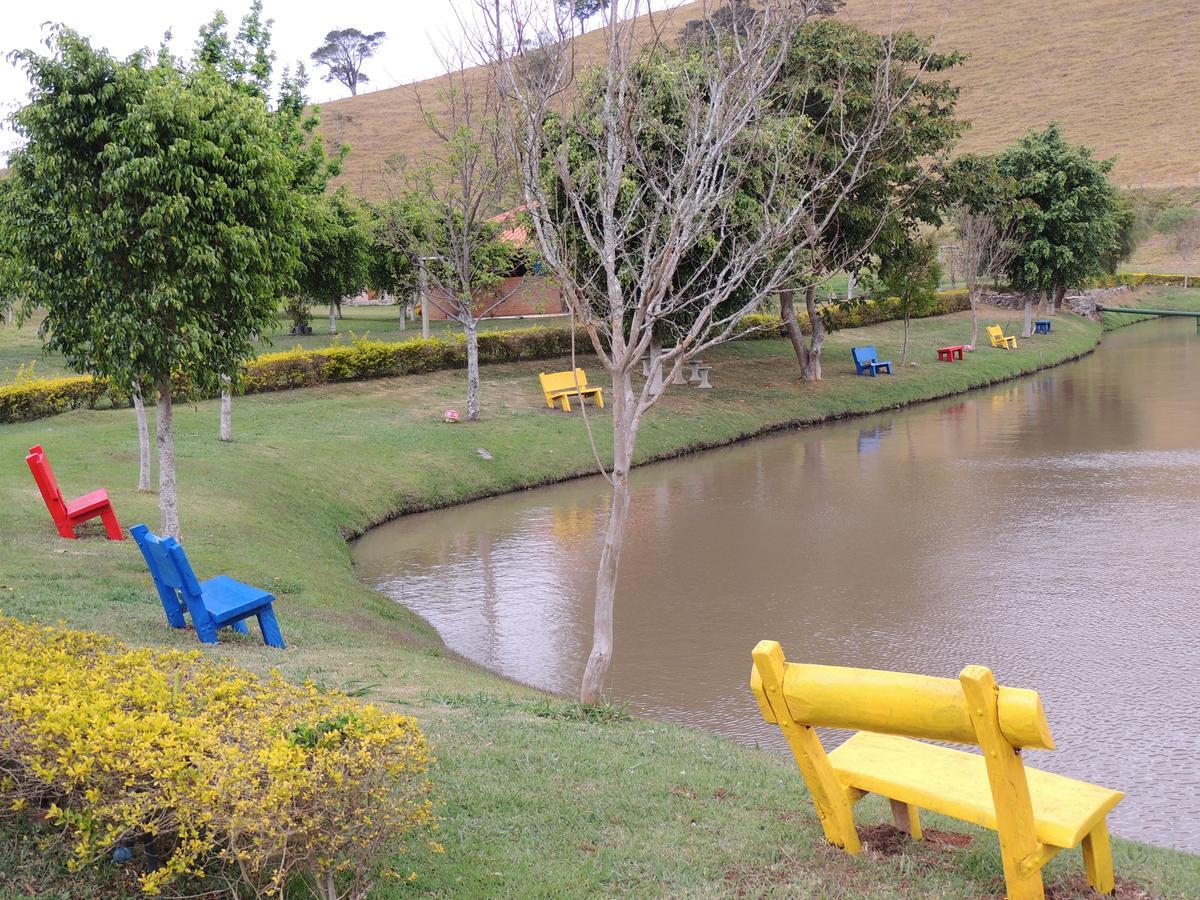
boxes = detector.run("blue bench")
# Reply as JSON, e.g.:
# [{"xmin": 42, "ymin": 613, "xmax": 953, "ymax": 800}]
[
  {"xmin": 1035, "ymin": 319, "xmax": 1052, "ymax": 334},
  {"xmin": 852, "ymin": 345, "xmax": 893, "ymax": 376},
  {"xmin": 130, "ymin": 524, "xmax": 285, "ymax": 648}
]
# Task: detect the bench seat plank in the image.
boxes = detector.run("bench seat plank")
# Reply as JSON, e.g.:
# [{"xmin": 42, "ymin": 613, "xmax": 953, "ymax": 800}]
[{"xmin": 829, "ymin": 731, "xmax": 1123, "ymax": 849}]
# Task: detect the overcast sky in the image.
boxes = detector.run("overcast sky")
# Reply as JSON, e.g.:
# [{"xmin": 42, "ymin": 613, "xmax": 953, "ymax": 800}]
[{"xmin": 0, "ymin": 1, "xmax": 683, "ymax": 162}]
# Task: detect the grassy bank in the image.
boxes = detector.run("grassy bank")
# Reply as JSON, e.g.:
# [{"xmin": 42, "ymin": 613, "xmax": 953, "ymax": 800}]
[{"xmin": 2, "ymin": 296, "xmax": 1198, "ymax": 897}]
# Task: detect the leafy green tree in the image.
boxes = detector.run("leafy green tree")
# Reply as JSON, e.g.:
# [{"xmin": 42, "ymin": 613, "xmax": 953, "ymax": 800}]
[
  {"xmin": 311, "ymin": 28, "xmax": 386, "ymax": 96},
  {"xmin": 868, "ymin": 233, "xmax": 943, "ymax": 364},
  {"xmin": 996, "ymin": 123, "xmax": 1123, "ymax": 335},
  {"xmin": 364, "ymin": 202, "xmax": 418, "ymax": 328},
  {"xmin": 297, "ymin": 190, "xmax": 371, "ymax": 335},
  {"xmin": 0, "ymin": 178, "xmax": 18, "ymax": 327},
  {"xmin": 557, "ymin": 0, "xmax": 610, "ymax": 31},
  {"xmin": 5, "ymin": 29, "xmax": 298, "ymax": 536}
]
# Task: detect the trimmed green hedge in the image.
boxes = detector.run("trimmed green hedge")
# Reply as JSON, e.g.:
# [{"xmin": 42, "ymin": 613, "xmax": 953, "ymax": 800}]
[
  {"xmin": 735, "ymin": 288, "xmax": 971, "ymax": 338},
  {"xmin": 0, "ymin": 376, "xmax": 110, "ymax": 423},
  {"xmin": 1092, "ymin": 272, "xmax": 1197, "ymax": 288}
]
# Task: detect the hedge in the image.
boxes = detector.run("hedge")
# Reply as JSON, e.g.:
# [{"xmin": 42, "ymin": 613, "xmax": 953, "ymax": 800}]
[
  {"xmin": 734, "ymin": 288, "xmax": 972, "ymax": 338},
  {"xmin": 0, "ymin": 617, "xmax": 434, "ymax": 897},
  {"xmin": 1091, "ymin": 272, "xmax": 1197, "ymax": 288},
  {"xmin": 0, "ymin": 375, "xmax": 111, "ymax": 423}
]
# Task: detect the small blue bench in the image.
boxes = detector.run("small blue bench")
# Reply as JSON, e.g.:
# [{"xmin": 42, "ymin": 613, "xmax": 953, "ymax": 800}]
[
  {"xmin": 1035, "ymin": 319, "xmax": 1052, "ymax": 334},
  {"xmin": 131, "ymin": 524, "xmax": 285, "ymax": 648},
  {"xmin": 852, "ymin": 345, "xmax": 892, "ymax": 376}
]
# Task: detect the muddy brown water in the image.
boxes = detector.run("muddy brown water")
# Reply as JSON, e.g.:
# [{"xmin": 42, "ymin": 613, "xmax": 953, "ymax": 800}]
[{"xmin": 354, "ymin": 319, "xmax": 1200, "ymax": 852}]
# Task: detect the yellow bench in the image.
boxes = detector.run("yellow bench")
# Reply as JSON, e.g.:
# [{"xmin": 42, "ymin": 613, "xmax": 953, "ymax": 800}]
[
  {"xmin": 987, "ymin": 324, "xmax": 1018, "ymax": 349},
  {"xmin": 750, "ymin": 640, "xmax": 1122, "ymax": 899},
  {"xmin": 538, "ymin": 369, "xmax": 604, "ymax": 412}
]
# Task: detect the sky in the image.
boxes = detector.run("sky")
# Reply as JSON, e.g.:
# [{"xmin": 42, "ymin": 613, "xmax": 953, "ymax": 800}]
[{"xmin": 0, "ymin": 0, "xmax": 684, "ymax": 163}]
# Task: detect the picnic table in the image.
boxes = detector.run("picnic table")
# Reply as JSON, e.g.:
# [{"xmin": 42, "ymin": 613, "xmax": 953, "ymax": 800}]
[
  {"xmin": 937, "ymin": 345, "xmax": 965, "ymax": 362},
  {"xmin": 1035, "ymin": 319, "xmax": 1052, "ymax": 334}
]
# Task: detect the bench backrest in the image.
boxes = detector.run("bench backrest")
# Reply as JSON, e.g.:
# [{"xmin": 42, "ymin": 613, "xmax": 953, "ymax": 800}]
[
  {"xmin": 986, "ymin": 324, "xmax": 1007, "ymax": 341},
  {"xmin": 539, "ymin": 368, "xmax": 589, "ymax": 394},
  {"xmin": 25, "ymin": 445, "xmax": 67, "ymax": 520},
  {"xmin": 851, "ymin": 346, "xmax": 878, "ymax": 370},
  {"xmin": 129, "ymin": 524, "xmax": 210, "ymax": 629},
  {"xmin": 750, "ymin": 639, "xmax": 1053, "ymax": 854}
]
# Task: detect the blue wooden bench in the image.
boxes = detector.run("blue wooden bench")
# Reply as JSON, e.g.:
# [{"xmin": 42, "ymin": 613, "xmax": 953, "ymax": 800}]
[
  {"xmin": 130, "ymin": 524, "xmax": 285, "ymax": 648},
  {"xmin": 1035, "ymin": 319, "xmax": 1052, "ymax": 334},
  {"xmin": 852, "ymin": 346, "xmax": 892, "ymax": 376}
]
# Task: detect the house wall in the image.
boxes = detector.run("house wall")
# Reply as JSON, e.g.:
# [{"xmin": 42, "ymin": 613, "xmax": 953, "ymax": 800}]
[{"xmin": 424, "ymin": 276, "xmax": 563, "ymax": 320}]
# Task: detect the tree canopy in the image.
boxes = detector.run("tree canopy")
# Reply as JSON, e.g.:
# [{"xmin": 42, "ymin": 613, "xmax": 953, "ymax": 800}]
[
  {"xmin": 4, "ymin": 29, "xmax": 299, "ymax": 395},
  {"xmin": 311, "ymin": 28, "xmax": 386, "ymax": 96},
  {"xmin": 996, "ymin": 123, "xmax": 1123, "ymax": 295}
]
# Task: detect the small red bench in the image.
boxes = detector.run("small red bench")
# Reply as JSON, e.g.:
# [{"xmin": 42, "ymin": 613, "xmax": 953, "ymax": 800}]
[
  {"xmin": 937, "ymin": 345, "xmax": 965, "ymax": 362},
  {"xmin": 25, "ymin": 444, "xmax": 123, "ymax": 541}
]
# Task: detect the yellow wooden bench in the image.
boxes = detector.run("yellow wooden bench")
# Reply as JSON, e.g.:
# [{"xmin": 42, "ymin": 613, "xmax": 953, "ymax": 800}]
[
  {"xmin": 750, "ymin": 640, "xmax": 1122, "ymax": 899},
  {"xmin": 987, "ymin": 324, "xmax": 1018, "ymax": 349},
  {"xmin": 538, "ymin": 369, "xmax": 604, "ymax": 412}
]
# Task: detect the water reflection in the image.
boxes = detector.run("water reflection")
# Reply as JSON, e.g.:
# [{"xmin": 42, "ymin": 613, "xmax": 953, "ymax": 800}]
[{"xmin": 355, "ymin": 319, "xmax": 1200, "ymax": 851}]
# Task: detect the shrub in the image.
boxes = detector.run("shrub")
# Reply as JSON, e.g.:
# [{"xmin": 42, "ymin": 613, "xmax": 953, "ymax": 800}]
[
  {"xmin": 0, "ymin": 617, "xmax": 434, "ymax": 897},
  {"xmin": 0, "ymin": 375, "xmax": 109, "ymax": 422},
  {"xmin": 1091, "ymin": 272, "xmax": 1196, "ymax": 288}
]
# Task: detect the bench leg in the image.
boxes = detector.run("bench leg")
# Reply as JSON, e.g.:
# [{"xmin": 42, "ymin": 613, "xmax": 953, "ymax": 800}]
[
  {"xmin": 593, "ymin": 390, "xmax": 604, "ymax": 409},
  {"xmin": 559, "ymin": 395, "xmax": 572, "ymax": 412},
  {"xmin": 195, "ymin": 623, "xmax": 220, "ymax": 645},
  {"xmin": 256, "ymin": 606, "xmax": 286, "ymax": 649},
  {"xmin": 1082, "ymin": 820, "xmax": 1115, "ymax": 894},
  {"xmin": 99, "ymin": 505, "xmax": 124, "ymax": 541},
  {"xmin": 229, "ymin": 619, "xmax": 250, "ymax": 635},
  {"xmin": 55, "ymin": 520, "xmax": 78, "ymax": 540},
  {"xmin": 888, "ymin": 799, "xmax": 922, "ymax": 841}
]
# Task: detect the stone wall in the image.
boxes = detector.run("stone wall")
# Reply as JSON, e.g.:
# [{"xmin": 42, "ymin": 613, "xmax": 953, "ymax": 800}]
[{"xmin": 977, "ymin": 285, "xmax": 1132, "ymax": 319}]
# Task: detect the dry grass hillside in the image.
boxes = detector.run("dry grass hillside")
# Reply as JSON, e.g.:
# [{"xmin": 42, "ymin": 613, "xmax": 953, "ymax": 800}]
[{"xmin": 322, "ymin": 0, "xmax": 1199, "ymax": 200}]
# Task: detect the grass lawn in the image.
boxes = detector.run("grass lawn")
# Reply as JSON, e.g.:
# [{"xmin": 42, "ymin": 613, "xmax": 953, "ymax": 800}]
[
  {"xmin": 0, "ymin": 304, "xmax": 571, "ymax": 384},
  {"xmin": 2, "ymin": 294, "xmax": 1198, "ymax": 896}
]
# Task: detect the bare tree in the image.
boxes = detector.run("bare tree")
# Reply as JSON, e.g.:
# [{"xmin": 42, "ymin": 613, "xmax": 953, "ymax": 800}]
[
  {"xmin": 1174, "ymin": 214, "xmax": 1200, "ymax": 280},
  {"xmin": 380, "ymin": 56, "xmax": 525, "ymax": 422},
  {"xmin": 481, "ymin": 0, "xmax": 924, "ymax": 703},
  {"xmin": 956, "ymin": 209, "xmax": 1016, "ymax": 347}
]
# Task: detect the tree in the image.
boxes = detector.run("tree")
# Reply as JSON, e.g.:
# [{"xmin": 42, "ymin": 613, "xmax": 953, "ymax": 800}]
[
  {"xmin": 365, "ymin": 202, "xmax": 419, "ymax": 326},
  {"xmin": 948, "ymin": 153, "xmax": 1020, "ymax": 347},
  {"xmin": 0, "ymin": 178, "xmax": 18, "ymax": 328},
  {"xmin": 385, "ymin": 57, "xmax": 524, "ymax": 422},
  {"xmin": 486, "ymin": 0, "xmax": 925, "ymax": 703},
  {"xmin": 311, "ymin": 28, "xmax": 386, "ymax": 96},
  {"xmin": 869, "ymin": 233, "xmax": 942, "ymax": 364},
  {"xmin": 296, "ymin": 190, "xmax": 371, "ymax": 335},
  {"xmin": 6, "ymin": 30, "xmax": 298, "ymax": 536},
  {"xmin": 996, "ymin": 124, "xmax": 1123, "ymax": 336},
  {"xmin": 195, "ymin": 3, "xmax": 347, "ymax": 440},
  {"xmin": 557, "ymin": 0, "xmax": 610, "ymax": 31}
]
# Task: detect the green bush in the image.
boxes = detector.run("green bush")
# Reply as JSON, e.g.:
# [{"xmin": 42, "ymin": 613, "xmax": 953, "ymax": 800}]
[{"xmin": 1092, "ymin": 272, "xmax": 1197, "ymax": 288}]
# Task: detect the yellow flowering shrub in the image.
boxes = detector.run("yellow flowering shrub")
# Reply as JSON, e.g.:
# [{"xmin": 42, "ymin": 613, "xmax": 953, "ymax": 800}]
[{"xmin": 0, "ymin": 617, "xmax": 434, "ymax": 896}]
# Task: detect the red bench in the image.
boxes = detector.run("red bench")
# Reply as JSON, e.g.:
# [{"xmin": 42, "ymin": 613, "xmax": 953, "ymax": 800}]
[
  {"xmin": 25, "ymin": 445, "xmax": 123, "ymax": 541},
  {"xmin": 937, "ymin": 345, "xmax": 965, "ymax": 362}
]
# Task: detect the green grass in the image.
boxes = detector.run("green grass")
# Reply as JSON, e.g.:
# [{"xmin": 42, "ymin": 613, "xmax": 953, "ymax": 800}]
[
  {"xmin": 0, "ymin": 304, "xmax": 570, "ymax": 384},
  {"xmin": 1, "ymin": 293, "xmax": 1197, "ymax": 897}
]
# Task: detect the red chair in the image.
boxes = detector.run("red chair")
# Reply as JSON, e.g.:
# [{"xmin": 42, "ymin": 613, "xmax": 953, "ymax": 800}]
[{"xmin": 25, "ymin": 444, "xmax": 123, "ymax": 541}]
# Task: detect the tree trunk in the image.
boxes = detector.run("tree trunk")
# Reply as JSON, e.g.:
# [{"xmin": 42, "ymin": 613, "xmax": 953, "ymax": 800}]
[
  {"xmin": 134, "ymin": 386, "xmax": 151, "ymax": 492},
  {"xmin": 2, "ymin": 306, "xmax": 12, "ymax": 327},
  {"xmin": 779, "ymin": 289, "xmax": 809, "ymax": 372},
  {"xmin": 335, "ymin": 300, "xmax": 343, "ymax": 319},
  {"xmin": 398, "ymin": 299, "xmax": 406, "ymax": 330},
  {"xmin": 580, "ymin": 373, "xmax": 635, "ymax": 705},
  {"xmin": 328, "ymin": 303, "xmax": 337, "ymax": 335},
  {"xmin": 465, "ymin": 322, "xmax": 481, "ymax": 421},
  {"xmin": 802, "ymin": 285, "xmax": 825, "ymax": 382},
  {"xmin": 846, "ymin": 272, "xmax": 856, "ymax": 300},
  {"xmin": 969, "ymin": 287, "xmax": 980, "ymax": 347},
  {"xmin": 419, "ymin": 260, "xmax": 431, "ymax": 339},
  {"xmin": 1022, "ymin": 296, "xmax": 1035, "ymax": 338},
  {"xmin": 156, "ymin": 378, "xmax": 180, "ymax": 539},
  {"xmin": 901, "ymin": 315, "xmax": 911, "ymax": 364},
  {"xmin": 1052, "ymin": 283, "xmax": 1066, "ymax": 315},
  {"xmin": 219, "ymin": 375, "xmax": 232, "ymax": 442}
]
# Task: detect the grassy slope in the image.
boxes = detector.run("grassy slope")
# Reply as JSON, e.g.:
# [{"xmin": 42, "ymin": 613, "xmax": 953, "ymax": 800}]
[
  {"xmin": 323, "ymin": 1, "xmax": 1199, "ymax": 199},
  {"xmin": 2, "ymin": 295, "xmax": 1199, "ymax": 896},
  {"xmin": 0, "ymin": 306, "xmax": 570, "ymax": 385}
]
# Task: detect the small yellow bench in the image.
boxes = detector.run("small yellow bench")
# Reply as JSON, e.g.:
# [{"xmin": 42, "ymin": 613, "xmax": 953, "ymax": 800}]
[
  {"xmin": 751, "ymin": 640, "xmax": 1122, "ymax": 899},
  {"xmin": 538, "ymin": 369, "xmax": 604, "ymax": 412},
  {"xmin": 987, "ymin": 324, "xmax": 1018, "ymax": 349}
]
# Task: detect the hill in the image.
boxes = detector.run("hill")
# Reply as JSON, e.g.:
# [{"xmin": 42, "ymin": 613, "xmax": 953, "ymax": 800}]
[{"xmin": 320, "ymin": 0, "xmax": 1199, "ymax": 200}]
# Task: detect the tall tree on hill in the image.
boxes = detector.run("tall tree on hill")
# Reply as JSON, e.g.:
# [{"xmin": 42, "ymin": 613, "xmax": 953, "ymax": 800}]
[
  {"xmin": 6, "ymin": 29, "xmax": 298, "ymax": 537},
  {"xmin": 311, "ymin": 28, "xmax": 387, "ymax": 96},
  {"xmin": 485, "ymin": 0, "xmax": 938, "ymax": 704},
  {"xmin": 557, "ymin": 0, "xmax": 611, "ymax": 31},
  {"xmin": 997, "ymin": 123, "xmax": 1123, "ymax": 336}
]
